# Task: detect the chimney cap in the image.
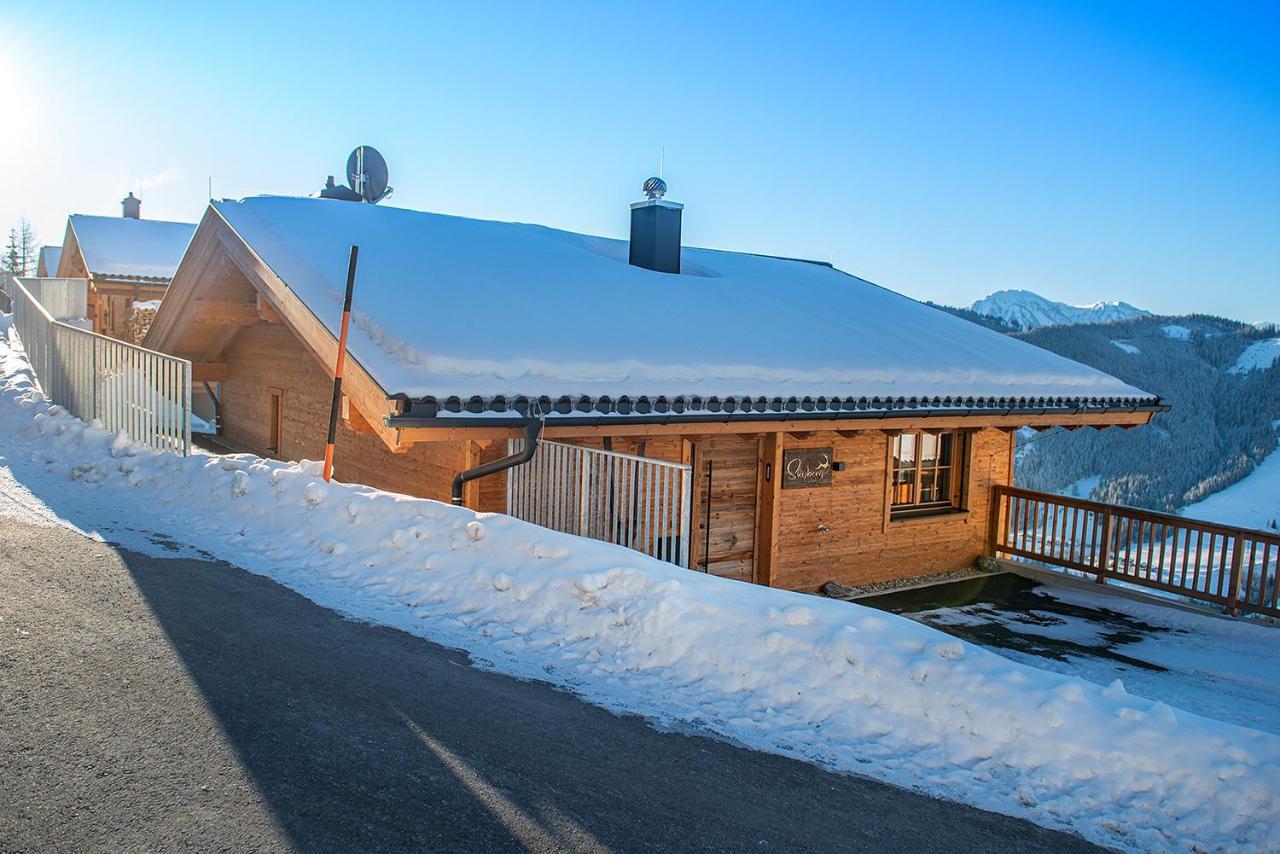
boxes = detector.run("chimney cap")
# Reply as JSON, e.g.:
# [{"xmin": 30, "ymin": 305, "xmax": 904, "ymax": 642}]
[
  {"xmin": 121, "ymin": 192, "xmax": 141, "ymax": 219},
  {"xmin": 642, "ymin": 176, "xmax": 667, "ymax": 200}
]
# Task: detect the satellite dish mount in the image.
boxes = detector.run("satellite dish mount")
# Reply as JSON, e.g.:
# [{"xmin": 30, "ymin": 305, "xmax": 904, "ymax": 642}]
[{"xmin": 346, "ymin": 145, "xmax": 393, "ymax": 204}]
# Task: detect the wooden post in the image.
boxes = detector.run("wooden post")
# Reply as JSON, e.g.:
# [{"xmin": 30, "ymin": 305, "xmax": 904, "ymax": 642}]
[
  {"xmin": 1226, "ymin": 533, "xmax": 1245, "ymax": 616},
  {"xmin": 753, "ymin": 431, "xmax": 783, "ymax": 587},
  {"xmin": 986, "ymin": 485, "xmax": 1005, "ymax": 557},
  {"xmin": 322, "ymin": 246, "xmax": 358, "ymax": 482},
  {"xmin": 1096, "ymin": 509, "xmax": 1114, "ymax": 584}
]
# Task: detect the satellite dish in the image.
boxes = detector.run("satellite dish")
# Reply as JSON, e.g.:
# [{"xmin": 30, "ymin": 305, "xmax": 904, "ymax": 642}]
[{"xmin": 346, "ymin": 146, "xmax": 392, "ymax": 203}]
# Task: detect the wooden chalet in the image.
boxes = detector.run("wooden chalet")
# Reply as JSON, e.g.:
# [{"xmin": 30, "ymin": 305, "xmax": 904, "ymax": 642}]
[
  {"xmin": 35, "ymin": 246, "xmax": 61, "ymax": 278},
  {"xmin": 145, "ymin": 192, "xmax": 1164, "ymax": 591},
  {"xmin": 55, "ymin": 194, "xmax": 195, "ymax": 340}
]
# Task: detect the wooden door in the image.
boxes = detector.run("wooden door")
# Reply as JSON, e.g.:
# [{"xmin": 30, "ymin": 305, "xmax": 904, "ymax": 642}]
[{"xmin": 691, "ymin": 435, "xmax": 759, "ymax": 581}]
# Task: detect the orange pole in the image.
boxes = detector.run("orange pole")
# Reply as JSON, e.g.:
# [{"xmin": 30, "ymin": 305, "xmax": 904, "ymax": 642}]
[{"xmin": 323, "ymin": 245, "xmax": 358, "ymax": 482}]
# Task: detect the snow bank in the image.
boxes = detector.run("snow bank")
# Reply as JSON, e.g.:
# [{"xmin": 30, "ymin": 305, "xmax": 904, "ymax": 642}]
[
  {"xmin": 1112, "ymin": 340, "xmax": 1141, "ymax": 355},
  {"xmin": 1163, "ymin": 324, "xmax": 1192, "ymax": 341},
  {"xmin": 1, "ymin": 317, "xmax": 1277, "ymax": 852}
]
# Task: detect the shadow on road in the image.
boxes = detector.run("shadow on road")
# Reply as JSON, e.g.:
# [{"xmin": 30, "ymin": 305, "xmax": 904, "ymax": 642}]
[{"xmin": 110, "ymin": 545, "xmax": 1101, "ymax": 853}]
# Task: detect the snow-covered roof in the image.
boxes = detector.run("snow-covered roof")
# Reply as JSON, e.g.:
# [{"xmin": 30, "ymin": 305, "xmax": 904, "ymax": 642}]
[
  {"xmin": 212, "ymin": 196, "xmax": 1158, "ymax": 420},
  {"xmin": 36, "ymin": 246, "xmax": 61, "ymax": 277},
  {"xmin": 69, "ymin": 214, "xmax": 196, "ymax": 282}
]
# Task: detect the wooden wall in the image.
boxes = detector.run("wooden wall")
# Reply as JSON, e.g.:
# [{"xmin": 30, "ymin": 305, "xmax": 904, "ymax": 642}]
[
  {"xmin": 219, "ymin": 323, "xmax": 463, "ymax": 500},
  {"xmin": 465, "ymin": 427, "xmax": 1011, "ymax": 590},
  {"xmin": 213, "ymin": 321, "xmax": 1013, "ymax": 589},
  {"xmin": 772, "ymin": 428, "xmax": 1010, "ymax": 590}
]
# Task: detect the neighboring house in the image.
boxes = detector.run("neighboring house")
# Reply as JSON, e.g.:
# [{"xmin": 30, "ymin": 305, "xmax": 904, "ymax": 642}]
[
  {"xmin": 55, "ymin": 194, "xmax": 195, "ymax": 340},
  {"xmin": 145, "ymin": 190, "xmax": 1162, "ymax": 591},
  {"xmin": 35, "ymin": 246, "xmax": 61, "ymax": 278}
]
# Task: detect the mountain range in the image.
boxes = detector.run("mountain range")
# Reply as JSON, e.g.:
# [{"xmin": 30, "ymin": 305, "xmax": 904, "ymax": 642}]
[
  {"xmin": 932, "ymin": 293, "xmax": 1280, "ymax": 527},
  {"xmin": 968, "ymin": 289, "xmax": 1151, "ymax": 331}
]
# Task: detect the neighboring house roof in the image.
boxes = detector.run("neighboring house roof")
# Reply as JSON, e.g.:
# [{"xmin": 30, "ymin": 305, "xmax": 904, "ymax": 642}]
[
  {"xmin": 36, "ymin": 246, "xmax": 61, "ymax": 277},
  {"xmin": 68, "ymin": 214, "xmax": 196, "ymax": 282},
  {"xmin": 208, "ymin": 195, "xmax": 1158, "ymax": 422}
]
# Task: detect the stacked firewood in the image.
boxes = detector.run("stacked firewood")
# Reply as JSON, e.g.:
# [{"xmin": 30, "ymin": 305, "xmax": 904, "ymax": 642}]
[{"xmin": 128, "ymin": 302, "xmax": 159, "ymax": 345}]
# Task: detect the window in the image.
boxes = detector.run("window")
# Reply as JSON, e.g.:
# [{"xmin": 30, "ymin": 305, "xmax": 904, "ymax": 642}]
[
  {"xmin": 267, "ymin": 388, "xmax": 283, "ymax": 454},
  {"xmin": 890, "ymin": 431, "xmax": 967, "ymax": 517}
]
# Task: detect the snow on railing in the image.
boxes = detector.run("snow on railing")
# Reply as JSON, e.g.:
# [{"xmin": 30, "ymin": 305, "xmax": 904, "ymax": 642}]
[
  {"xmin": 991, "ymin": 485, "xmax": 1280, "ymax": 619},
  {"xmin": 8, "ymin": 275, "xmax": 191, "ymax": 456},
  {"xmin": 507, "ymin": 438, "xmax": 692, "ymax": 567}
]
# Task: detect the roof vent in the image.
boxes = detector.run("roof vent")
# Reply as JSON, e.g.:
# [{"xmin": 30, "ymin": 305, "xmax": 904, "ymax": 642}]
[
  {"xmin": 122, "ymin": 192, "xmax": 141, "ymax": 219},
  {"xmin": 629, "ymin": 177, "xmax": 682, "ymax": 274}
]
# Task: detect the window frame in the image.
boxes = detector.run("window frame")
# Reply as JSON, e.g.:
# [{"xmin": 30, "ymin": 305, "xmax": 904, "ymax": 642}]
[
  {"xmin": 266, "ymin": 386, "xmax": 284, "ymax": 455},
  {"xmin": 888, "ymin": 430, "xmax": 970, "ymax": 520}
]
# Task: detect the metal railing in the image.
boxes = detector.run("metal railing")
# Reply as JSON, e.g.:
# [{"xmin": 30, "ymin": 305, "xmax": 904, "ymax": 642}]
[
  {"xmin": 8, "ymin": 276, "xmax": 192, "ymax": 455},
  {"xmin": 507, "ymin": 439, "xmax": 692, "ymax": 567},
  {"xmin": 15, "ymin": 277, "xmax": 89, "ymax": 321},
  {"xmin": 991, "ymin": 485, "xmax": 1280, "ymax": 618}
]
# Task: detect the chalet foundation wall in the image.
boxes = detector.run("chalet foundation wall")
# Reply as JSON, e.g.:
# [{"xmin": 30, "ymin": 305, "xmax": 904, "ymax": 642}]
[{"xmin": 220, "ymin": 324, "xmax": 463, "ymax": 500}]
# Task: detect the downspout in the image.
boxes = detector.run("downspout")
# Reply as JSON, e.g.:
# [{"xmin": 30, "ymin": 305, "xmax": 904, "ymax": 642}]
[
  {"xmin": 451, "ymin": 419, "xmax": 543, "ymax": 506},
  {"xmin": 201, "ymin": 380, "xmax": 222, "ymax": 434}
]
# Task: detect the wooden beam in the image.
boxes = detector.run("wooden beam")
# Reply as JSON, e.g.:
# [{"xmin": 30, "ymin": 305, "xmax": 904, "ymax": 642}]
[
  {"xmin": 342, "ymin": 398, "xmax": 377, "ymax": 436},
  {"xmin": 462, "ymin": 441, "xmax": 481, "ymax": 509},
  {"xmin": 191, "ymin": 362, "xmax": 228, "ymax": 382},
  {"xmin": 390, "ymin": 409, "xmax": 1157, "ymax": 447},
  {"xmin": 753, "ymin": 433, "xmax": 783, "ymax": 588},
  {"xmin": 786, "ymin": 431, "xmax": 814, "ymax": 440},
  {"xmin": 213, "ymin": 223, "xmax": 402, "ymax": 454},
  {"xmin": 256, "ymin": 293, "xmax": 282, "ymax": 323},
  {"xmin": 192, "ymin": 299, "xmax": 262, "ymax": 326}
]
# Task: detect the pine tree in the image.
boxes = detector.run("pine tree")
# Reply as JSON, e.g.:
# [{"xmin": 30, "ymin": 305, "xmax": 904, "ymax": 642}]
[
  {"xmin": 2, "ymin": 228, "xmax": 20, "ymax": 275},
  {"xmin": 18, "ymin": 219, "xmax": 37, "ymax": 276},
  {"xmin": 2, "ymin": 220, "xmax": 39, "ymax": 276}
]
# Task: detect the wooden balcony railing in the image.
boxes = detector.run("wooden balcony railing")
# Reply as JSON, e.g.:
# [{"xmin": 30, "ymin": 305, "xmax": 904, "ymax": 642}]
[{"xmin": 989, "ymin": 485, "xmax": 1280, "ymax": 619}]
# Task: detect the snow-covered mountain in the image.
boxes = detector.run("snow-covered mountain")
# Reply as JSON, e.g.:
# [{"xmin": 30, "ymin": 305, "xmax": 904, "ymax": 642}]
[{"xmin": 969, "ymin": 289, "xmax": 1150, "ymax": 331}]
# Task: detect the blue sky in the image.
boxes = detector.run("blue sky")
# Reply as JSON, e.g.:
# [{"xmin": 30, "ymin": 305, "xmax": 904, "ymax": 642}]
[{"xmin": 3, "ymin": 1, "xmax": 1277, "ymax": 319}]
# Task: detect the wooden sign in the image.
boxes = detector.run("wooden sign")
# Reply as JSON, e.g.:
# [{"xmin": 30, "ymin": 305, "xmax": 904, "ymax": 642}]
[{"xmin": 782, "ymin": 447, "xmax": 833, "ymax": 489}]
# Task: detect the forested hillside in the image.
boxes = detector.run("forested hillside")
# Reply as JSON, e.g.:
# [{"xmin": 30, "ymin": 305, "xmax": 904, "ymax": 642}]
[{"xmin": 934, "ymin": 304, "xmax": 1280, "ymax": 513}]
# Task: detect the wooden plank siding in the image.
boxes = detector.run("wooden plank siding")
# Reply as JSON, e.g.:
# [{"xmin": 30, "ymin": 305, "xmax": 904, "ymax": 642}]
[
  {"xmin": 214, "ymin": 324, "xmax": 1015, "ymax": 589},
  {"xmin": 219, "ymin": 323, "xmax": 463, "ymax": 500},
  {"xmin": 689, "ymin": 435, "xmax": 760, "ymax": 583},
  {"xmin": 771, "ymin": 427, "xmax": 1009, "ymax": 590}
]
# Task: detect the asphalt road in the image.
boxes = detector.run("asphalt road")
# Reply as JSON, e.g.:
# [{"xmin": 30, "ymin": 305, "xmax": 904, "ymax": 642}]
[{"xmin": 0, "ymin": 517, "xmax": 1103, "ymax": 852}]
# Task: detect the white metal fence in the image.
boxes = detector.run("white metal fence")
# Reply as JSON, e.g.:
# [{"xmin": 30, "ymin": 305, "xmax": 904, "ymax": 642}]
[
  {"xmin": 507, "ymin": 439, "xmax": 692, "ymax": 567},
  {"xmin": 15, "ymin": 277, "xmax": 89, "ymax": 321},
  {"xmin": 8, "ymin": 276, "xmax": 192, "ymax": 455}
]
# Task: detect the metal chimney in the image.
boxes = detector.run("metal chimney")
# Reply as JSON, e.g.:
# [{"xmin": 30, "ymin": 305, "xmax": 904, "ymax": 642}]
[
  {"xmin": 629, "ymin": 177, "xmax": 682, "ymax": 274},
  {"xmin": 122, "ymin": 192, "xmax": 141, "ymax": 219}
]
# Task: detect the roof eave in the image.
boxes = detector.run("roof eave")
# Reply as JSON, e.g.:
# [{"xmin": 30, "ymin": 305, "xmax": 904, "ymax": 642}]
[{"xmin": 386, "ymin": 401, "xmax": 1169, "ymax": 430}]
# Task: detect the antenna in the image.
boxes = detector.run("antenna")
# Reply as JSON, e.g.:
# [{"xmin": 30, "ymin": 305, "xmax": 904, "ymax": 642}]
[
  {"xmin": 208, "ymin": 176, "xmax": 212, "ymax": 201},
  {"xmin": 659, "ymin": 146, "xmax": 665, "ymax": 180}
]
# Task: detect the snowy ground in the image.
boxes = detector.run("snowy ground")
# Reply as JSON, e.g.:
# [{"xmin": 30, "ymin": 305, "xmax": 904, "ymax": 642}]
[
  {"xmin": 867, "ymin": 574, "xmax": 1280, "ymax": 736},
  {"xmin": 1183, "ymin": 445, "xmax": 1280, "ymax": 533},
  {"xmin": 1, "ymin": 315, "xmax": 1278, "ymax": 852},
  {"xmin": 1229, "ymin": 338, "xmax": 1280, "ymax": 374}
]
